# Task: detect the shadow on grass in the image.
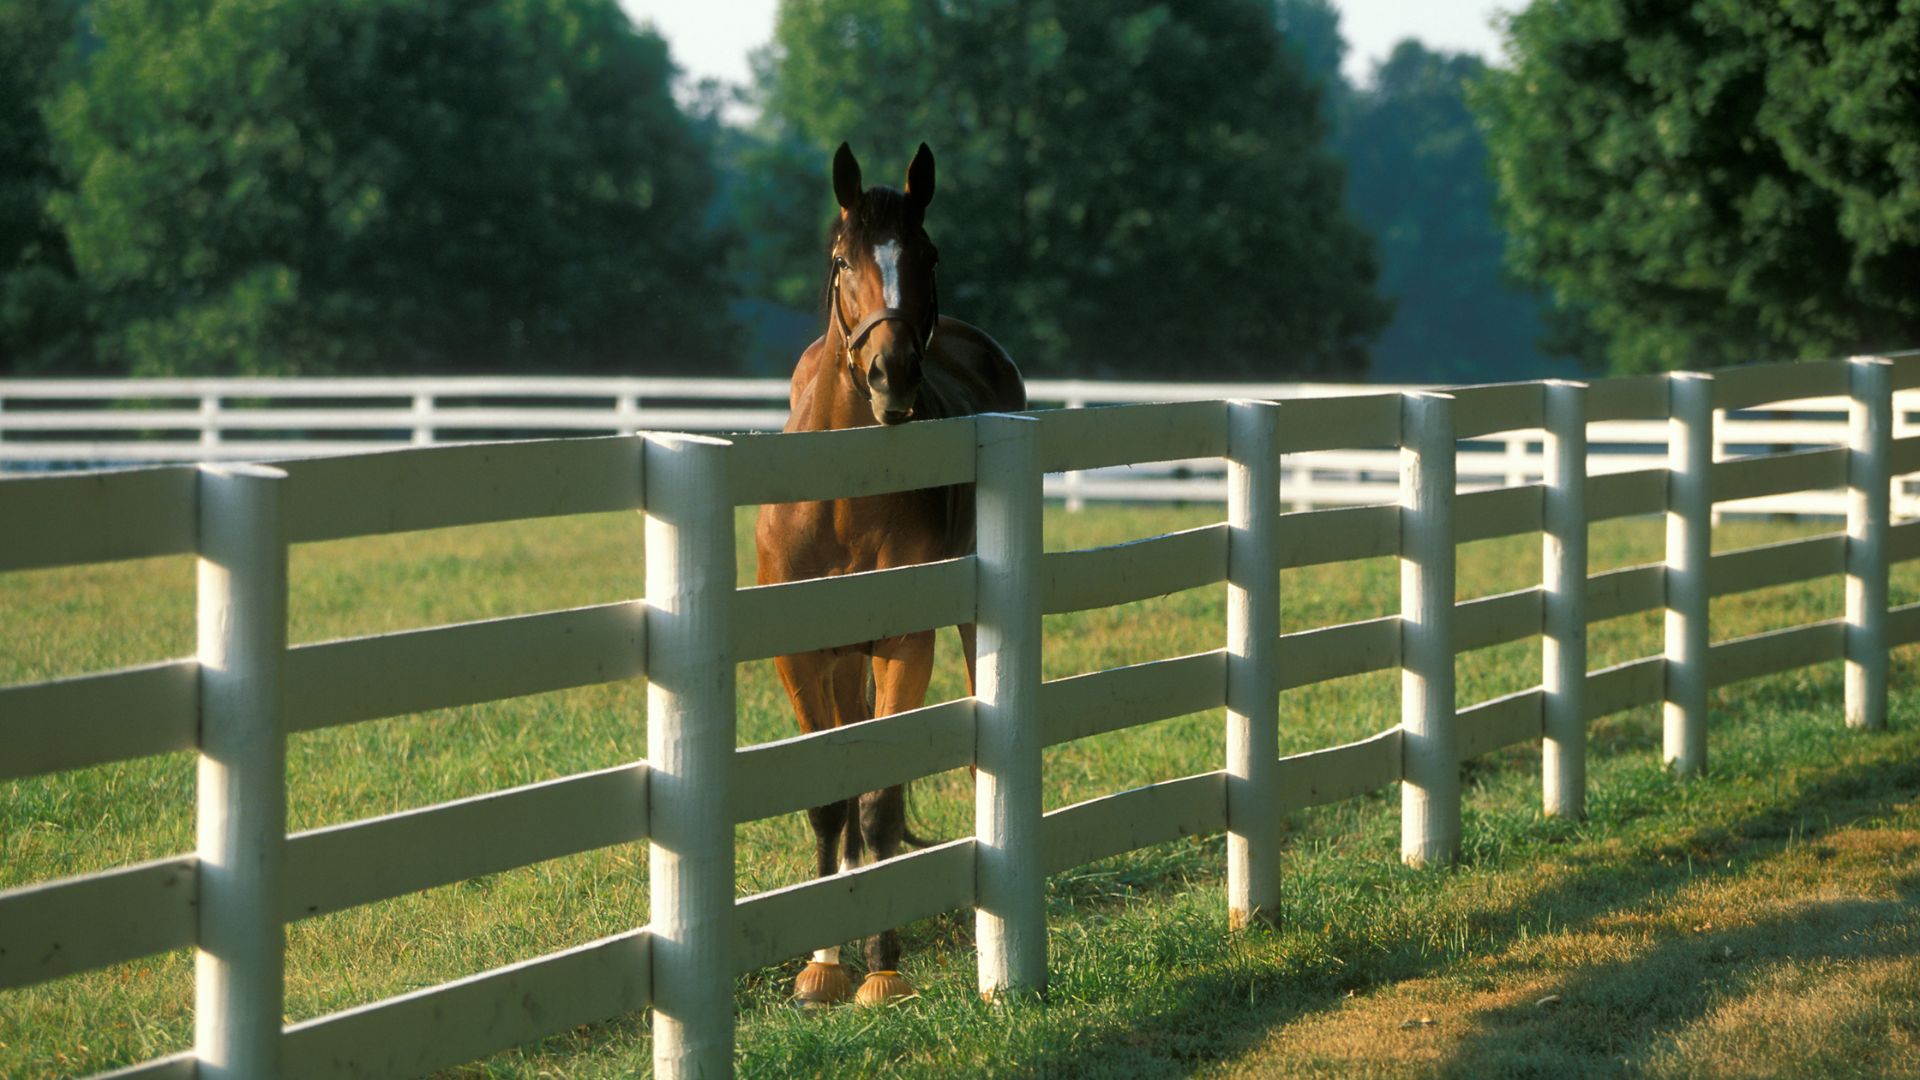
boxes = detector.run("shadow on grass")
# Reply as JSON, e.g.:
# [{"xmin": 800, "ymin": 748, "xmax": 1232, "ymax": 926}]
[
  {"xmin": 1432, "ymin": 876, "xmax": 1920, "ymax": 1079},
  {"xmin": 998, "ymin": 738, "xmax": 1920, "ymax": 1079},
  {"xmin": 476, "ymin": 723, "xmax": 1919, "ymax": 1079}
]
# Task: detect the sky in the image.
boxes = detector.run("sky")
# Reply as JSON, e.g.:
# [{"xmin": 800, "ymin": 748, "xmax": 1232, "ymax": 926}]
[{"xmin": 617, "ymin": 1, "xmax": 1511, "ymax": 93}]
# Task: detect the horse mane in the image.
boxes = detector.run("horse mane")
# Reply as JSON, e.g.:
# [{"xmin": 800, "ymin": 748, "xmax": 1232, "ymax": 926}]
[{"xmin": 819, "ymin": 186, "xmax": 917, "ymax": 320}]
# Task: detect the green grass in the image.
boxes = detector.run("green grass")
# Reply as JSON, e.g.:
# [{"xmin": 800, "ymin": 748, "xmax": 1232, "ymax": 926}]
[{"xmin": 4, "ymin": 504, "xmax": 1919, "ymax": 1078}]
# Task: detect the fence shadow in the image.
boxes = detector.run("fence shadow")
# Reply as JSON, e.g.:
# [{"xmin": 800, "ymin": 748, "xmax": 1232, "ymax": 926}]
[
  {"xmin": 1000, "ymin": 743, "xmax": 1920, "ymax": 1079},
  {"xmin": 1429, "ymin": 876, "xmax": 1920, "ymax": 1078}
]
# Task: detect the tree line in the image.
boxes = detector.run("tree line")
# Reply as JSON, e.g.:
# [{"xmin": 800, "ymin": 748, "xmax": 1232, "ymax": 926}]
[
  {"xmin": 3, "ymin": 0, "xmax": 1913, "ymax": 380},
  {"xmin": 2, "ymin": 0, "xmax": 736, "ymax": 376}
]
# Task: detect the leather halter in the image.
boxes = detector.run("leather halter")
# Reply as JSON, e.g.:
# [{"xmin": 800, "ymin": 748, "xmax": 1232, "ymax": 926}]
[{"xmin": 828, "ymin": 248, "xmax": 939, "ymax": 404}]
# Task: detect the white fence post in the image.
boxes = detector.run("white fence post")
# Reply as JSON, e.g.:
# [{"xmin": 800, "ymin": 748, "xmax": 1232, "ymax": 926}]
[
  {"xmin": 974, "ymin": 413, "xmax": 1046, "ymax": 999},
  {"xmin": 1063, "ymin": 392, "xmax": 1087, "ymax": 512},
  {"xmin": 195, "ymin": 463, "xmax": 289, "ymax": 1080},
  {"xmin": 1847, "ymin": 356, "xmax": 1893, "ymax": 730},
  {"xmin": 1665, "ymin": 372, "xmax": 1714, "ymax": 776},
  {"xmin": 1709, "ymin": 407, "xmax": 1728, "ymax": 526},
  {"xmin": 1225, "ymin": 400, "xmax": 1282, "ymax": 927},
  {"xmin": 201, "ymin": 395, "xmax": 222, "ymax": 449},
  {"xmin": 1504, "ymin": 433, "xmax": 1528, "ymax": 488},
  {"xmin": 643, "ymin": 433, "xmax": 735, "ymax": 1079},
  {"xmin": 1400, "ymin": 392, "xmax": 1459, "ymax": 867},
  {"xmin": 411, "ymin": 393, "xmax": 434, "ymax": 446},
  {"xmin": 1896, "ymin": 396, "xmax": 1918, "ymax": 519},
  {"xmin": 1542, "ymin": 381, "xmax": 1588, "ymax": 818}
]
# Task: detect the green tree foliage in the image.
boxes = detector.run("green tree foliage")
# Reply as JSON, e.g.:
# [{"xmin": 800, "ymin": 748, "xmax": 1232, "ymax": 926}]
[
  {"xmin": 741, "ymin": 0, "xmax": 1389, "ymax": 377},
  {"xmin": 1478, "ymin": 0, "xmax": 1920, "ymax": 373},
  {"xmin": 1274, "ymin": 0, "xmax": 1346, "ymax": 93},
  {"xmin": 0, "ymin": 0, "xmax": 89, "ymax": 373},
  {"xmin": 48, "ymin": 0, "xmax": 735, "ymax": 375},
  {"xmin": 1337, "ymin": 42, "xmax": 1562, "ymax": 382},
  {"xmin": 719, "ymin": 120, "xmax": 824, "ymax": 332}
]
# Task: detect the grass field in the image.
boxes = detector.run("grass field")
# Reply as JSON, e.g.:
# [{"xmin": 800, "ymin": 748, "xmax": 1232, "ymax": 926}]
[{"xmin": 4, "ymin": 502, "xmax": 1919, "ymax": 1078}]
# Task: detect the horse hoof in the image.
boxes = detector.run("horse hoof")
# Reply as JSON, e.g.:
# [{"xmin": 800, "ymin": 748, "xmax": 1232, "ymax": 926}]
[
  {"xmin": 794, "ymin": 961, "xmax": 854, "ymax": 1007},
  {"xmin": 855, "ymin": 969, "xmax": 918, "ymax": 1007}
]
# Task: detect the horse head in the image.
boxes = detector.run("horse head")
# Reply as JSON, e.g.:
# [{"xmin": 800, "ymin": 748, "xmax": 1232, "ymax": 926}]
[{"xmin": 827, "ymin": 141, "xmax": 940, "ymax": 426}]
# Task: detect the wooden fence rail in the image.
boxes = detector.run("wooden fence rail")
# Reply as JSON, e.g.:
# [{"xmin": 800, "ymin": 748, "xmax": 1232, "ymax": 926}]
[{"xmin": 4, "ymin": 356, "xmax": 1920, "ymax": 1078}]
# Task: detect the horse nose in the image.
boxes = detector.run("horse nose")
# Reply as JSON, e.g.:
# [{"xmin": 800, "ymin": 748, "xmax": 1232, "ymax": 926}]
[
  {"xmin": 868, "ymin": 356, "xmax": 921, "ymax": 398},
  {"xmin": 868, "ymin": 351, "xmax": 921, "ymax": 426}
]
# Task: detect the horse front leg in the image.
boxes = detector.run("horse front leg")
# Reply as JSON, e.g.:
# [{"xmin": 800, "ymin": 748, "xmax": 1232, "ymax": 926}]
[
  {"xmin": 778, "ymin": 650, "xmax": 861, "ymax": 1007},
  {"xmin": 851, "ymin": 631, "xmax": 935, "ymax": 1005}
]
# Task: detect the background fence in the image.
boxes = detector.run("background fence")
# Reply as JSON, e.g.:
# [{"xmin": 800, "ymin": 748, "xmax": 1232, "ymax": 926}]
[
  {"xmin": 4, "ymin": 356, "xmax": 1920, "ymax": 1078},
  {"xmin": 6, "ymin": 372, "xmax": 1920, "ymax": 517}
]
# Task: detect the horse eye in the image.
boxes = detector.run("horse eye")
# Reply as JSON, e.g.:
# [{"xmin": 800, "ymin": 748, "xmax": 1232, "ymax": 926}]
[{"xmin": 833, "ymin": 254, "xmax": 850, "ymax": 270}]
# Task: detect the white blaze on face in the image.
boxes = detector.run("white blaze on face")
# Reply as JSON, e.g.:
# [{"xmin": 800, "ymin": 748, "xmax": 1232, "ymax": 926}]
[{"xmin": 873, "ymin": 239, "xmax": 903, "ymax": 308}]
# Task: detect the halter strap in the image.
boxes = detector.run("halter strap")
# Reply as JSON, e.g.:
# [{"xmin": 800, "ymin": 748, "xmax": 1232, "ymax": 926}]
[{"xmin": 829, "ymin": 259, "xmax": 939, "ymax": 404}]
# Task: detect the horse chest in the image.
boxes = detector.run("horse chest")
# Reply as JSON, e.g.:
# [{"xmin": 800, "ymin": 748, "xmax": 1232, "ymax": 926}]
[
  {"xmin": 757, "ymin": 490, "xmax": 953, "ymax": 586},
  {"xmin": 826, "ymin": 491, "xmax": 950, "ymax": 569}
]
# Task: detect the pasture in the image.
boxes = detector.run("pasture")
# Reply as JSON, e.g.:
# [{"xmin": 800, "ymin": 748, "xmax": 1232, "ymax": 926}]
[{"xmin": 5, "ymin": 503, "xmax": 1918, "ymax": 1078}]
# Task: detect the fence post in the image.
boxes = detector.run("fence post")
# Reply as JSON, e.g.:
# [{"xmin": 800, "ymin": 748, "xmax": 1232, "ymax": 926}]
[
  {"xmin": 1504, "ymin": 433, "xmax": 1528, "ymax": 488},
  {"xmin": 201, "ymin": 395, "xmax": 222, "ymax": 450},
  {"xmin": 1063, "ymin": 392, "xmax": 1087, "ymax": 512},
  {"xmin": 1896, "ymin": 396, "xmax": 1918, "ymax": 519},
  {"xmin": 974, "ymin": 413, "xmax": 1046, "ymax": 999},
  {"xmin": 195, "ymin": 463, "xmax": 289, "ymax": 1080},
  {"xmin": 1400, "ymin": 392, "xmax": 1458, "ymax": 867},
  {"xmin": 1847, "ymin": 356, "xmax": 1893, "ymax": 730},
  {"xmin": 1709, "ymin": 408, "xmax": 1728, "ymax": 526},
  {"xmin": 1226, "ymin": 400, "xmax": 1282, "ymax": 927},
  {"xmin": 643, "ymin": 433, "xmax": 735, "ymax": 1079},
  {"xmin": 1665, "ymin": 372, "xmax": 1714, "ymax": 777},
  {"xmin": 1541, "ymin": 381, "xmax": 1588, "ymax": 818},
  {"xmin": 411, "ymin": 394, "xmax": 433, "ymax": 446}
]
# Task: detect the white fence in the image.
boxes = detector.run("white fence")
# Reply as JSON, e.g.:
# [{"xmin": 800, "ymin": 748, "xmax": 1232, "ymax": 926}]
[
  {"xmin": 5, "ymin": 356, "xmax": 1920, "ymax": 1078},
  {"xmin": 7, "ymin": 372, "xmax": 1920, "ymax": 516}
]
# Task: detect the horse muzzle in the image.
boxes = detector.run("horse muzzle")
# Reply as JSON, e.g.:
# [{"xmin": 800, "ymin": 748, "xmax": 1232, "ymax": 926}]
[
  {"xmin": 846, "ymin": 304, "xmax": 929, "ymax": 426},
  {"xmin": 865, "ymin": 350, "xmax": 922, "ymax": 426}
]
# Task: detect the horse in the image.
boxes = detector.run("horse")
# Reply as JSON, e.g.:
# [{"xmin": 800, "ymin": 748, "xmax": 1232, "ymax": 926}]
[{"xmin": 753, "ymin": 141, "xmax": 1026, "ymax": 1007}]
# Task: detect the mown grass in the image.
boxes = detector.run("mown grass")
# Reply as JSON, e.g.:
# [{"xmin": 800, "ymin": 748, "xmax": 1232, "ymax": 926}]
[{"xmin": 3, "ymin": 502, "xmax": 1918, "ymax": 1078}]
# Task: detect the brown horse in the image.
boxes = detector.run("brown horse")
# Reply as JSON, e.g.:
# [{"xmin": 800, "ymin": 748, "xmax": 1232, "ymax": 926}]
[{"xmin": 754, "ymin": 142, "xmax": 1025, "ymax": 1006}]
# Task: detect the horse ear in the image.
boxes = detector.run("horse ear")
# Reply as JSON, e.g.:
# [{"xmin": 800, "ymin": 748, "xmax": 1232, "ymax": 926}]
[
  {"xmin": 905, "ymin": 142, "xmax": 935, "ymax": 213},
  {"xmin": 832, "ymin": 142, "xmax": 863, "ymax": 214}
]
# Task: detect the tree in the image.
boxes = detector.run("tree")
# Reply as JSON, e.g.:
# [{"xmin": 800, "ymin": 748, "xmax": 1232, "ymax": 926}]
[
  {"xmin": 740, "ymin": 0, "xmax": 1389, "ymax": 378},
  {"xmin": 1337, "ymin": 42, "xmax": 1562, "ymax": 382},
  {"xmin": 1477, "ymin": 0, "xmax": 1920, "ymax": 373},
  {"xmin": 0, "ymin": 0, "xmax": 89, "ymax": 373},
  {"xmin": 1274, "ymin": 0, "xmax": 1346, "ymax": 94},
  {"xmin": 48, "ymin": 0, "xmax": 736, "ymax": 375}
]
